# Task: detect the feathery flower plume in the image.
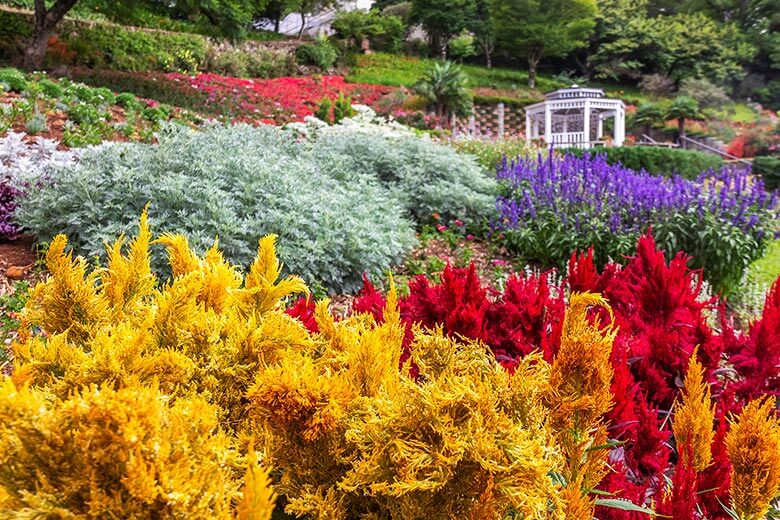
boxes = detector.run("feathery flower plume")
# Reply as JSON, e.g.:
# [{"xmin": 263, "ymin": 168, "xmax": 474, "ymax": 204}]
[
  {"xmin": 672, "ymin": 349, "xmax": 715, "ymax": 472},
  {"xmin": 726, "ymin": 397, "xmax": 780, "ymax": 520}
]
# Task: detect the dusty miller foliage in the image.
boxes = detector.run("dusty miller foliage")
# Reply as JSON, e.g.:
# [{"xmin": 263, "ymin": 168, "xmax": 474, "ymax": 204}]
[{"xmin": 17, "ymin": 120, "xmax": 496, "ymax": 293}]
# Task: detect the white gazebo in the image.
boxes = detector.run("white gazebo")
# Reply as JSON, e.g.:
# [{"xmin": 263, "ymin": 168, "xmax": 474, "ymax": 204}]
[{"xmin": 524, "ymin": 85, "xmax": 626, "ymax": 149}]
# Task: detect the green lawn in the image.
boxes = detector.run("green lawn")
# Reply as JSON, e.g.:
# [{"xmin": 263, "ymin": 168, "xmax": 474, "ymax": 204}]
[
  {"xmin": 347, "ymin": 53, "xmax": 661, "ymax": 106},
  {"xmin": 347, "ymin": 53, "xmax": 564, "ymax": 98},
  {"xmin": 714, "ymin": 103, "xmax": 759, "ymax": 124},
  {"xmin": 748, "ymin": 238, "xmax": 780, "ymax": 288}
]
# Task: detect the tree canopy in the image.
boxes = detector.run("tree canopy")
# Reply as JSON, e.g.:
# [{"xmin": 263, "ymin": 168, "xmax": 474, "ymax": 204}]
[{"xmin": 490, "ymin": 0, "xmax": 597, "ymax": 87}]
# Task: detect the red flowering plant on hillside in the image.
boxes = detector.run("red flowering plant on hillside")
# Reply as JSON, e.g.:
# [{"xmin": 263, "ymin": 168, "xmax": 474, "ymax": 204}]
[
  {"xmin": 286, "ymin": 231, "xmax": 780, "ymax": 517},
  {"xmin": 165, "ymin": 73, "xmax": 392, "ymax": 125}
]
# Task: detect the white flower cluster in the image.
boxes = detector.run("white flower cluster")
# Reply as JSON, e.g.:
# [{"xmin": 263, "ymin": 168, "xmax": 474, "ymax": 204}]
[
  {"xmin": 0, "ymin": 132, "xmax": 80, "ymax": 188},
  {"xmin": 286, "ymin": 105, "xmax": 418, "ymax": 140}
]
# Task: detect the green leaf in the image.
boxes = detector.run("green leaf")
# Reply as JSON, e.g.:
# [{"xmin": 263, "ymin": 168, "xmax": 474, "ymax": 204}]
[{"xmin": 594, "ymin": 498, "xmax": 667, "ymax": 517}]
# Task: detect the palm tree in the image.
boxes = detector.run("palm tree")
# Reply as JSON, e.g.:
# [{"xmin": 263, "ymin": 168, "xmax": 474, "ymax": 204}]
[
  {"xmin": 665, "ymin": 96, "xmax": 701, "ymax": 141},
  {"xmin": 633, "ymin": 102, "xmax": 664, "ymax": 138},
  {"xmin": 413, "ymin": 61, "xmax": 473, "ymax": 125}
]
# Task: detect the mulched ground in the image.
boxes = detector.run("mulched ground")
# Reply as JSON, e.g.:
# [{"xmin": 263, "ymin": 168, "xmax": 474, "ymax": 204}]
[{"xmin": 0, "ymin": 235, "xmax": 40, "ymax": 296}]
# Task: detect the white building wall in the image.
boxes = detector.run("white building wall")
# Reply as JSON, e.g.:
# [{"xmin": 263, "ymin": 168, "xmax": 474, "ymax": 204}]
[{"xmin": 258, "ymin": 1, "xmax": 375, "ymax": 37}]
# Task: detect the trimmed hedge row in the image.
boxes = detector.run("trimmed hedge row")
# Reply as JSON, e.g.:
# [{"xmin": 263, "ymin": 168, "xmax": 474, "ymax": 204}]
[
  {"xmin": 561, "ymin": 145, "xmax": 724, "ymax": 179},
  {"xmin": 753, "ymin": 156, "xmax": 780, "ymax": 191}
]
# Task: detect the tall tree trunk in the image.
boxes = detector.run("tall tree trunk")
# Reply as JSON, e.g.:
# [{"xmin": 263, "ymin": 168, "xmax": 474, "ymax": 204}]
[
  {"xmin": 678, "ymin": 117, "xmax": 686, "ymax": 141},
  {"xmin": 485, "ymin": 51, "xmax": 491, "ymax": 68},
  {"xmin": 298, "ymin": 12, "xmax": 306, "ymax": 39},
  {"xmin": 274, "ymin": 17, "xmax": 280, "ymax": 33},
  {"xmin": 23, "ymin": 0, "xmax": 78, "ymax": 70},
  {"xmin": 23, "ymin": 29, "xmax": 52, "ymax": 70},
  {"xmin": 527, "ymin": 56, "xmax": 540, "ymax": 89}
]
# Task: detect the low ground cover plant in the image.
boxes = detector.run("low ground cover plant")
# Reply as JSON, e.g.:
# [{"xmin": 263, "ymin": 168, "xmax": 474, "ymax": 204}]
[
  {"xmin": 287, "ymin": 231, "xmax": 780, "ymax": 518},
  {"xmin": 3, "ymin": 220, "xmax": 780, "ymax": 518},
  {"xmin": 0, "ymin": 70, "xmax": 195, "ymax": 147},
  {"xmin": 15, "ymin": 121, "xmax": 495, "ymax": 293},
  {"xmin": 494, "ymin": 152, "xmax": 777, "ymax": 294}
]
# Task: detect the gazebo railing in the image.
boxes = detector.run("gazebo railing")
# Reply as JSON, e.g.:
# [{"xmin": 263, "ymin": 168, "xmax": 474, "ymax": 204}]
[{"xmin": 551, "ymin": 132, "xmax": 586, "ymax": 145}]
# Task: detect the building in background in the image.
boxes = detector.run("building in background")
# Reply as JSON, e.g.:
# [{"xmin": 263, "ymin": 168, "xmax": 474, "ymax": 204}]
[{"xmin": 257, "ymin": 1, "xmax": 374, "ymax": 37}]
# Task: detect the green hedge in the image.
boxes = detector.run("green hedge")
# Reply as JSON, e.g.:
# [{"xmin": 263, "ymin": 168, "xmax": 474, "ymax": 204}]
[
  {"xmin": 753, "ymin": 156, "xmax": 780, "ymax": 191},
  {"xmin": 561, "ymin": 146, "xmax": 724, "ymax": 179},
  {"xmin": 0, "ymin": 9, "xmax": 207, "ymax": 73}
]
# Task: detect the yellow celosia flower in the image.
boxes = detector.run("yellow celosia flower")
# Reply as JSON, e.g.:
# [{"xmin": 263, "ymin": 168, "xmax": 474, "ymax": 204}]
[
  {"xmin": 672, "ymin": 349, "xmax": 715, "ymax": 472},
  {"xmin": 546, "ymin": 292, "xmax": 616, "ymax": 518},
  {"xmin": 236, "ymin": 447, "xmax": 277, "ymax": 520},
  {"xmin": 548, "ymin": 292, "xmax": 616, "ymax": 434},
  {"xmin": 101, "ymin": 207, "xmax": 156, "ymax": 319},
  {"xmin": 726, "ymin": 397, "xmax": 780, "ymax": 520},
  {"xmin": 0, "ymin": 380, "xmax": 245, "ymax": 518},
  {"xmin": 20, "ymin": 234, "xmax": 109, "ymax": 344}
]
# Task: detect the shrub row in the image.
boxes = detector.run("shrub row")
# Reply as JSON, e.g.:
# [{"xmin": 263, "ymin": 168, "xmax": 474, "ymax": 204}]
[
  {"xmin": 4, "ymin": 222, "xmax": 780, "ymax": 518},
  {"xmin": 0, "ymin": 9, "xmax": 296, "ymax": 77},
  {"xmin": 0, "ymin": 10, "xmax": 207, "ymax": 73},
  {"xmin": 15, "ymin": 122, "xmax": 495, "ymax": 293},
  {"xmin": 562, "ymin": 145, "xmax": 724, "ymax": 179},
  {"xmin": 494, "ymin": 152, "xmax": 777, "ymax": 294}
]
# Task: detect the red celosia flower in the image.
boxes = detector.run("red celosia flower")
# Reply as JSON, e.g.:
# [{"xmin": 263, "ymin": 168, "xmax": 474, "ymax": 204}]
[
  {"xmin": 595, "ymin": 461, "xmax": 650, "ymax": 520},
  {"xmin": 723, "ymin": 279, "xmax": 780, "ymax": 406},
  {"xmin": 696, "ymin": 409, "xmax": 732, "ymax": 519},
  {"xmin": 286, "ymin": 296, "xmax": 318, "ymax": 333},
  {"xmin": 657, "ymin": 443, "xmax": 698, "ymax": 520}
]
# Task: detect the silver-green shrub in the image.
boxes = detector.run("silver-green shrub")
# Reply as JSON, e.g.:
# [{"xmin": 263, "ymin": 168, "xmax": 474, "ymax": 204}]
[
  {"xmin": 291, "ymin": 107, "xmax": 497, "ymax": 225},
  {"xmin": 16, "ymin": 124, "xmax": 417, "ymax": 293}
]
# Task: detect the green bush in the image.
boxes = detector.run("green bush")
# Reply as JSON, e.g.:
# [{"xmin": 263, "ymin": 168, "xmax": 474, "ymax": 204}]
[
  {"xmin": 0, "ymin": 67, "xmax": 26, "ymax": 92},
  {"xmin": 37, "ymin": 78, "xmax": 63, "ymax": 98},
  {"xmin": 206, "ymin": 48, "xmax": 295, "ymax": 79},
  {"xmin": 753, "ymin": 156, "xmax": 780, "ymax": 191},
  {"xmin": 16, "ymin": 124, "xmax": 421, "ymax": 294},
  {"xmin": 295, "ymin": 38, "xmax": 337, "ymax": 70},
  {"xmin": 446, "ymin": 137, "xmax": 536, "ymax": 170},
  {"xmin": 331, "ymin": 9, "xmax": 406, "ymax": 53},
  {"xmin": 115, "ymin": 92, "xmax": 143, "ymax": 111},
  {"xmin": 561, "ymin": 146, "xmax": 724, "ymax": 179},
  {"xmin": 61, "ymin": 22, "xmax": 207, "ymax": 72},
  {"xmin": 305, "ymin": 130, "xmax": 497, "ymax": 225}
]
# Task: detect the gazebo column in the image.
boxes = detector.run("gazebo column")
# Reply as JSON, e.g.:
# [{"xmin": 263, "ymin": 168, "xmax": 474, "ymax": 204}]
[
  {"xmin": 614, "ymin": 108, "xmax": 625, "ymax": 146},
  {"xmin": 544, "ymin": 107, "xmax": 552, "ymax": 146},
  {"xmin": 597, "ymin": 115, "xmax": 603, "ymax": 141},
  {"xmin": 583, "ymin": 100, "xmax": 591, "ymax": 148},
  {"xmin": 525, "ymin": 112, "xmax": 531, "ymax": 139}
]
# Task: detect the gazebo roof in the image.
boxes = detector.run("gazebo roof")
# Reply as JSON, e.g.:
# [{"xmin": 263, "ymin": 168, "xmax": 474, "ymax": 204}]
[{"xmin": 544, "ymin": 84, "xmax": 605, "ymax": 100}]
